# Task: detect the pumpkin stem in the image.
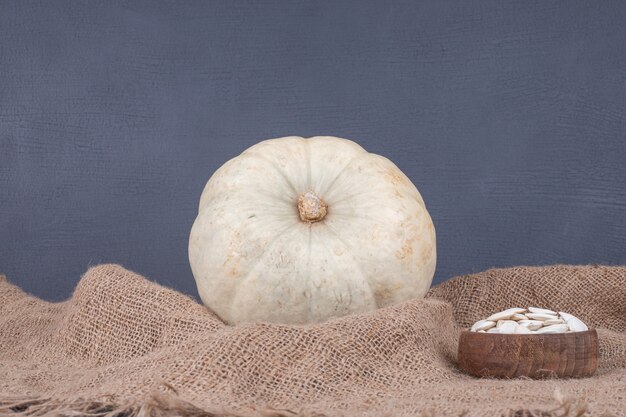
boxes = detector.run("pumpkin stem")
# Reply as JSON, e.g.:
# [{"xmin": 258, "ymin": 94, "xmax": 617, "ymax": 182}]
[{"xmin": 297, "ymin": 191, "xmax": 328, "ymax": 223}]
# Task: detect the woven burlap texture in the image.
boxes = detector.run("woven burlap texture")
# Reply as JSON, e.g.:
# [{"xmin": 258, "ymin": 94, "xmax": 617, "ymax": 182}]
[{"xmin": 1, "ymin": 264, "xmax": 625, "ymax": 416}]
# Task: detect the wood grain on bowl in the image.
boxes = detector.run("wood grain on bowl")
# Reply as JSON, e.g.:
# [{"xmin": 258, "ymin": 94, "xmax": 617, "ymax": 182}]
[{"xmin": 457, "ymin": 329, "xmax": 598, "ymax": 379}]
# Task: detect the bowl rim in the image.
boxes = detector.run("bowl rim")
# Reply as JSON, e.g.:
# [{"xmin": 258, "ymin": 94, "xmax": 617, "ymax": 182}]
[{"xmin": 460, "ymin": 328, "xmax": 597, "ymax": 337}]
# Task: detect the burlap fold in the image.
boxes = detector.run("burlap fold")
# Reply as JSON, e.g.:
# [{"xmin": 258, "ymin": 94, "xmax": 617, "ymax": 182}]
[{"xmin": 1, "ymin": 264, "xmax": 625, "ymax": 416}]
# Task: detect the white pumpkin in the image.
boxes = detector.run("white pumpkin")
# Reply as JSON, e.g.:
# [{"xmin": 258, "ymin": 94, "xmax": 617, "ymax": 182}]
[{"xmin": 189, "ymin": 136, "xmax": 436, "ymax": 325}]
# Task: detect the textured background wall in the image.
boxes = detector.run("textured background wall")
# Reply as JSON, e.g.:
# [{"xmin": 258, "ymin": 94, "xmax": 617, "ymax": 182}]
[{"xmin": 1, "ymin": 1, "xmax": 625, "ymax": 301}]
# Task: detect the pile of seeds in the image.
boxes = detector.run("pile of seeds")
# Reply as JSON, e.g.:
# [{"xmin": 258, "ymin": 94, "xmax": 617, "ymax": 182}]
[{"xmin": 470, "ymin": 307, "xmax": 589, "ymax": 334}]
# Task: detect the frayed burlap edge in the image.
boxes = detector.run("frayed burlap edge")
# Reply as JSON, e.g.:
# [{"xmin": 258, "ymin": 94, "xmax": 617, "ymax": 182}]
[
  {"xmin": 0, "ymin": 391, "xmax": 596, "ymax": 417},
  {"xmin": 0, "ymin": 393, "xmax": 235, "ymax": 417},
  {"xmin": 0, "ymin": 381, "xmax": 332, "ymax": 417},
  {"xmin": 0, "ymin": 393, "xmax": 295, "ymax": 417}
]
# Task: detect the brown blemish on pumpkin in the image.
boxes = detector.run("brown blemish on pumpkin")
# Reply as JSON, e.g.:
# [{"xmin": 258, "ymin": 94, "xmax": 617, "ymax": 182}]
[
  {"xmin": 223, "ymin": 251, "xmax": 236, "ymax": 266},
  {"xmin": 374, "ymin": 287, "xmax": 393, "ymax": 302},
  {"xmin": 395, "ymin": 240, "xmax": 414, "ymax": 259},
  {"xmin": 420, "ymin": 243, "xmax": 434, "ymax": 263},
  {"xmin": 384, "ymin": 168, "xmax": 407, "ymax": 186},
  {"xmin": 374, "ymin": 283, "xmax": 403, "ymax": 303}
]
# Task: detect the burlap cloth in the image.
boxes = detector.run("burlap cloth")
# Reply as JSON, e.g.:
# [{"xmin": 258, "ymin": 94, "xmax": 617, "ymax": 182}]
[{"xmin": 1, "ymin": 264, "xmax": 625, "ymax": 416}]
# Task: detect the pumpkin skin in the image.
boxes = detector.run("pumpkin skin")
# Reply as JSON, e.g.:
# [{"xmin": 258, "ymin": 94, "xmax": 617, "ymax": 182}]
[{"xmin": 189, "ymin": 136, "xmax": 436, "ymax": 325}]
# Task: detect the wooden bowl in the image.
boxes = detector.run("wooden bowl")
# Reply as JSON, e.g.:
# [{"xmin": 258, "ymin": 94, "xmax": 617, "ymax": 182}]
[{"xmin": 457, "ymin": 329, "xmax": 598, "ymax": 379}]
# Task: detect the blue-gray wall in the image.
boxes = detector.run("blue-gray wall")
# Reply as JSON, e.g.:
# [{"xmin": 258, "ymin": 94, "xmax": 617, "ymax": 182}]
[{"xmin": 1, "ymin": 1, "xmax": 625, "ymax": 302}]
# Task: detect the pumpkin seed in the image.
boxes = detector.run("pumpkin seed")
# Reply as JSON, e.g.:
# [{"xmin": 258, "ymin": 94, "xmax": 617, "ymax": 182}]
[
  {"xmin": 566, "ymin": 316, "xmax": 588, "ymax": 332},
  {"xmin": 528, "ymin": 307, "xmax": 557, "ymax": 315},
  {"xmin": 471, "ymin": 319, "xmax": 496, "ymax": 332},
  {"xmin": 485, "ymin": 308, "xmax": 527, "ymax": 322},
  {"xmin": 525, "ymin": 313, "xmax": 559, "ymax": 321},
  {"xmin": 535, "ymin": 324, "xmax": 569, "ymax": 334}
]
